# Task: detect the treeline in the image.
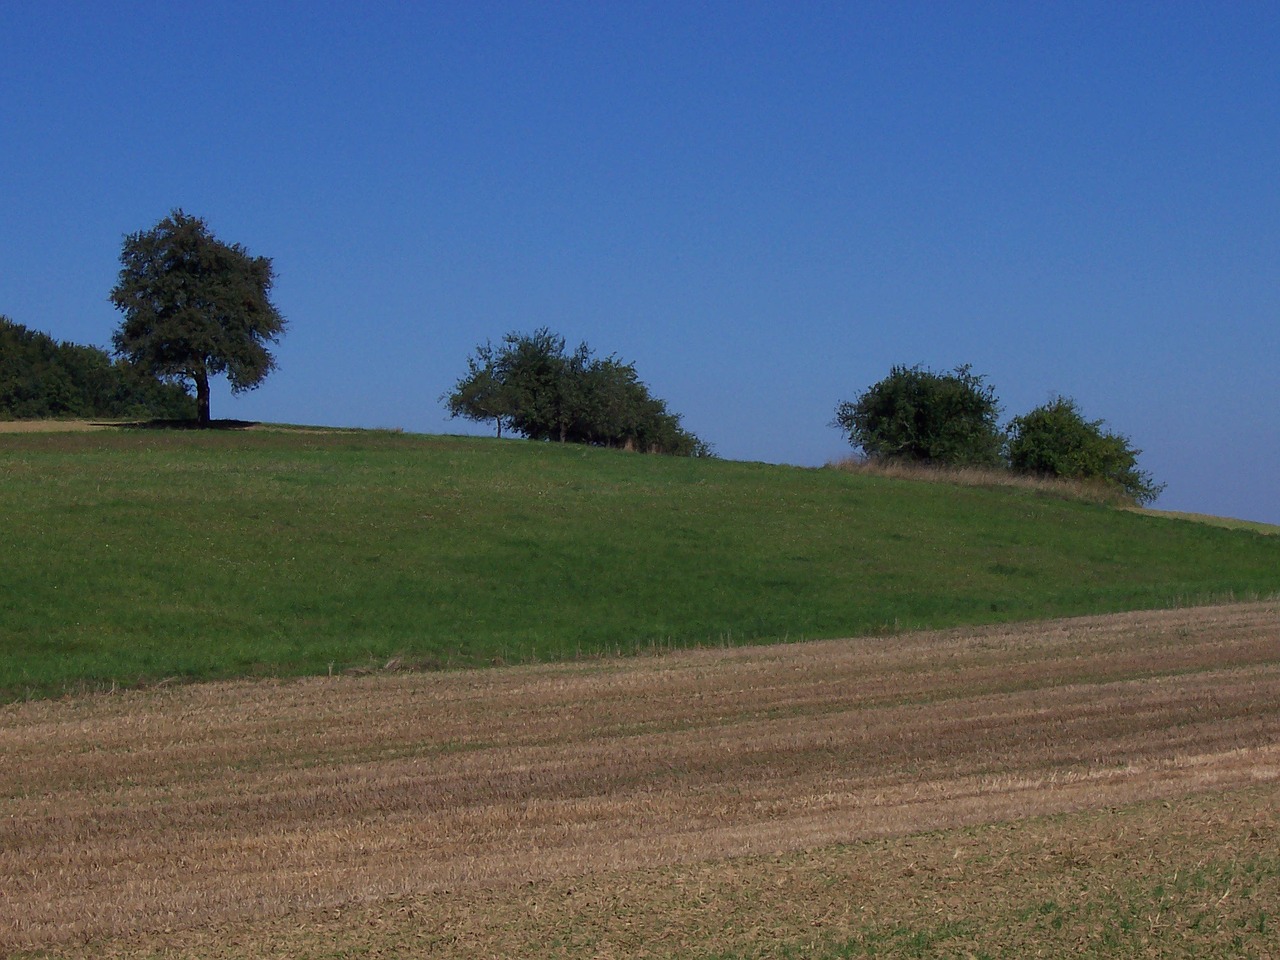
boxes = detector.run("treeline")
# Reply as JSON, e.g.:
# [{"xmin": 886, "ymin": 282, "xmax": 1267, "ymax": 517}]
[
  {"xmin": 445, "ymin": 329, "xmax": 711, "ymax": 457},
  {"xmin": 0, "ymin": 317, "xmax": 195, "ymax": 421}
]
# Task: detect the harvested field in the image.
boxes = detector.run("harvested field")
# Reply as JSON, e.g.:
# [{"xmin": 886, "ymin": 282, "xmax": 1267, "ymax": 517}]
[{"xmin": 3, "ymin": 602, "xmax": 1278, "ymax": 957}]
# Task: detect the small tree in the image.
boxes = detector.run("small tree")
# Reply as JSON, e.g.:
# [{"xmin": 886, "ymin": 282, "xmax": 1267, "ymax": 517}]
[
  {"xmin": 110, "ymin": 210, "xmax": 286, "ymax": 425},
  {"xmin": 1007, "ymin": 397, "xmax": 1164, "ymax": 505},
  {"xmin": 443, "ymin": 340, "xmax": 515, "ymax": 437},
  {"xmin": 833, "ymin": 364, "xmax": 1003, "ymax": 466}
]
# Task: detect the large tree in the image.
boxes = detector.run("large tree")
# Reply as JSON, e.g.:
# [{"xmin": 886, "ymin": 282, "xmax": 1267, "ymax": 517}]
[
  {"xmin": 109, "ymin": 210, "xmax": 286, "ymax": 425},
  {"xmin": 834, "ymin": 364, "xmax": 1004, "ymax": 467}
]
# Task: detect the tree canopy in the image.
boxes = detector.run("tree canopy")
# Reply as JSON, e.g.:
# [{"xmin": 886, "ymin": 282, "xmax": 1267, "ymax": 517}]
[
  {"xmin": 442, "ymin": 338, "xmax": 515, "ymax": 438},
  {"xmin": 833, "ymin": 364, "xmax": 1004, "ymax": 467},
  {"xmin": 1006, "ymin": 396, "xmax": 1164, "ymax": 504},
  {"xmin": 0, "ymin": 316, "xmax": 194, "ymax": 421},
  {"xmin": 109, "ymin": 210, "xmax": 286, "ymax": 425},
  {"xmin": 445, "ymin": 329, "xmax": 711, "ymax": 456}
]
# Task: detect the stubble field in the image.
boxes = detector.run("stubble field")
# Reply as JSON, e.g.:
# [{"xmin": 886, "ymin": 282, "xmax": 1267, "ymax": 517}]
[{"xmin": 3, "ymin": 601, "xmax": 1278, "ymax": 958}]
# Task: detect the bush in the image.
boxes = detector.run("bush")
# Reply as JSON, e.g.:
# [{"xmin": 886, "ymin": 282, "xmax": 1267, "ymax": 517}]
[
  {"xmin": 1006, "ymin": 397, "xmax": 1163, "ymax": 505},
  {"xmin": 833, "ymin": 364, "xmax": 1003, "ymax": 467},
  {"xmin": 444, "ymin": 329, "xmax": 711, "ymax": 456}
]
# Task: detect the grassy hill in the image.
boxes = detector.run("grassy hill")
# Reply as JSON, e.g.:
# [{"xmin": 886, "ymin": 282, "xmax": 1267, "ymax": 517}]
[{"xmin": 2, "ymin": 426, "xmax": 1278, "ymax": 699}]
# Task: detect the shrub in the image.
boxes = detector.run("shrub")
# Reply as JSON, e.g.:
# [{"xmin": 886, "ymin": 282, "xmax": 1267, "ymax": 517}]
[
  {"xmin": 1006, "ymin": 396, "xmax": 1163, "ymax": 505},
  {"xmin": 444, "ymin": 329, "xmax": 710, "ymax": 456},
  {"xmin": 833, "ymin": 364, "xmax": 1003, "ymax": 467}
]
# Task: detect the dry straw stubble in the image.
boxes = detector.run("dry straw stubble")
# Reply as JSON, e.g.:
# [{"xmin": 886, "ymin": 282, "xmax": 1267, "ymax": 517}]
[{"xmin": 2, "ymin": 602, "xmax": 1278, "ymax": 956}]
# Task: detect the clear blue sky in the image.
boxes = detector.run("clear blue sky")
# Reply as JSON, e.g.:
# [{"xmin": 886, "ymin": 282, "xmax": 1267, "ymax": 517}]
[{"xmin": 2, "ymin": 1, "xmax": 1277, "ymax": 523}]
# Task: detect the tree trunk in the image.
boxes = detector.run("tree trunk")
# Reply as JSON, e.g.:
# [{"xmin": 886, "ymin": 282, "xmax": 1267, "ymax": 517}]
[{"xmin": 194, "ymin": 370, "xmax": 211, "ymax": 426}]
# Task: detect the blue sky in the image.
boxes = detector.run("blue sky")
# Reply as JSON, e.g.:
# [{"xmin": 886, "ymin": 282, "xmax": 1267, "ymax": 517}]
[{"xmin": 2, "ymin": 1, "xmax": 1277, "ymax": 523}]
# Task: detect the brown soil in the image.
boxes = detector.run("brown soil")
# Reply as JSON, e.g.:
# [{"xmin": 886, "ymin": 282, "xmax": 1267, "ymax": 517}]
[{"xmin": 2, "ymin": 602, "xmax": 1277, "ymax": 957}]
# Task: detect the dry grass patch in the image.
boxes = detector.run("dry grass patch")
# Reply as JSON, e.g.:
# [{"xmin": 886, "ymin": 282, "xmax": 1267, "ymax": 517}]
[
  {"xmin": 1130, "ymin": 507, "xmax": 1280, "ymax": 536},
  {"xmin": 827, "ymin": 455, "xmax": 1133, "ymax": 505},
  {"xmin": 0, "ymin": 419, "xmax": 121, "ymax": 433},
  {"xmin": 2, "ymin": 602, "xmax": 1278, "ymax": 957}
]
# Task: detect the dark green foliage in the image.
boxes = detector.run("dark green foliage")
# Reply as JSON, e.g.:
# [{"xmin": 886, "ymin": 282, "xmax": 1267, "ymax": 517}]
[
  {"xmin": 1007, "ymin": 396, "xmax": 1164, "ymax": 505},
  {"xmin": 833, "ymin": 364, "xmax": 1004, "ymax": 466},
  {"xmin": 445, "ymin": 328, "xmax": 711, "ymax": 456},
  {"xmin": 834, "ymin": 368, "xmax": 1166, "ymax": 506},
  {"xmin": 0, "ymin": 316, "xmax": 195, "ymax": 420},
  {"xmin": 110, "ymin": 209, "xmax": 286, "ymax": 424}
]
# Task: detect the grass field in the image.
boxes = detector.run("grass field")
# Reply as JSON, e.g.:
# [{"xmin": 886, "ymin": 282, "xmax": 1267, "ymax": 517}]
[
  {"xmin": 2, "ymin": 425, "xmax": 1278, "ymax": 699},
  {"xmin": 3, "ymin": 602, "xmax": 1277, "ymax": 957}
]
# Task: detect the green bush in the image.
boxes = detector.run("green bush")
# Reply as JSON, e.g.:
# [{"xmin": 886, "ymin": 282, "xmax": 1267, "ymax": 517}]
[
  {"xmin": 445, "ymin": 328, "xmax": 711, "ymax": 456},
  {"xmin": 833, "ymin": 364, "xmax": 1004, "ymax": 467},
  {"xmin": 1006, "ymin": 396, "xmax": 1163, "ymax": 505}
]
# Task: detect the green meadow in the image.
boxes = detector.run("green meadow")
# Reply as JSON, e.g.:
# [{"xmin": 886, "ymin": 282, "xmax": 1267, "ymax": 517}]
[{"xmin": 3, "ymin": 426, "xmax": 1278, "ymax": 700}]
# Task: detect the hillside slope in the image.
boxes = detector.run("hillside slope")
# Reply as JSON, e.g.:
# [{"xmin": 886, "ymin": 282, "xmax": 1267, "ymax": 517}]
[{"xmin": 2, "ymin": 427, "xmax": 1278, "ymax": 697}]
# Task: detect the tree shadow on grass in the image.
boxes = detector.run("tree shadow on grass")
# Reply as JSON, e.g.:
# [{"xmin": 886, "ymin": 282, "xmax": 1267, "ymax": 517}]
[{"xmin": 100, "ymin": 419, "xmax": 261, "ymax": 431}]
